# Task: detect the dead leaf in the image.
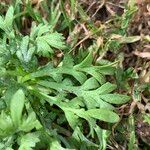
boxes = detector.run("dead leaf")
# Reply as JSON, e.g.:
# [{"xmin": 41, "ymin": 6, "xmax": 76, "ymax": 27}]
[
  {"xmin": 96, "ymin": 37, "xmax": 103, "ymax": 47},
  {"xmin": 133, "ymin": 51, "xmax": 150, "ymax": 59},
  {"xmin": 111, "ymin": 35, "xmax": 141, "ymax": 43},
  {"xmin": 31, "ymin": 0, "xmax": 43, "ymax": 5},
  {"xmin": 145, "ymin": 103, "xmax": 150, "ymax": 112}
]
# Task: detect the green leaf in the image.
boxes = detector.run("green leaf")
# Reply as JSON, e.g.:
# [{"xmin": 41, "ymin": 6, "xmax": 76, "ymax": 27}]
[
  {"xmin": 96, "ymin": 82, "xmax": 116, "ymax": 94},
  {"xmin": 0, "ymin": 16, "xmax": 4, "ymax": 30},
  {"xmin": 60, "ymin": 68, "xmax": 87, "ymax": 84},
  {"xmin": 38, "ymin": 80, "xmax": 115, "ymax": 109},
  {"xmin": 72, "ymin": 127, "xmax": 98, "ymax": 148},
  {"xmin": 84, "ymin": 69, "xmax": 106, "ymax": 84},
  {"xmin": 128, "ymin": 115, "xmax": 137, "ymax": 150},
  {"xmin": 81, "ymin": 77, "xmax": 99, "ymax": 90},
  {"xmin": 30, "ymin": 22, "xmax": 41, "ymax": 39},
  {"xmin": 86, "ymin": 109, "xmax": 119, "ymax": 123},
  {"xmin": 74, "ymin": 50, "xmax": 93, "ymax": 68},
  {"xmin": 143, "ymin": 114, "xmax": 150, "ymax": 125},
  {"xmin": 50, "ymin": 138, "xmax": 66, "ymax": 150},
  {"xmin": 94, "ymin": 125, "xmax": 110, "ymax": 150},
  {"xmin": 36, "ymin": 38, "xmax": 53, "ymax": 56},
  {"xmin": 36, "ymin": 32, "xmax": 66, "ymax": 57},
  {"xmin": 17, "ymin": 36, "xmax": 35, "ymax": 63},
  {"xmin": 100, "ymin": 94, "xmax": 130, "ymax": 104},
  {"xmin": 37, "ymin": 24, "xmax": 51, "ymax": 37},
  {"xmin": 4, "ymin": 6, "xmax": 14, "ymax": 30},
  {"xmin": 0, "ymin": 111, "xmax": 14, "ymax": 137},
  {"xmin": 18, "ymin": 132, "xmax": 40, "ymax": 150},
  {"xmin": 80, "ymin": 92, "xmax": 114, "ymax": 109},
  {"xmin": 0, "ymin": 6, "xmax": 14, "ymax": 31},
  {"xmin": 49, "ymin": 2, "xmax": 61, "ymax": 29},
  {"xmin": 29, "ymin": 23, "xmax": 66, "ymax": 57},
  {"xmin": 74, "ymin": 52, "xmax": 114, "ymax": 84},
  {"xmin": 20, "ymin": 112, "xmax": 42, "ymax": 132},
  {"xmin": 75, "ymin": 65, "xmax": 115, "ymax": 84},
  {"xmin": 44, "ymin": 33, "xmax": 66, "ymax": 49},
  {"xmin": 62, "ymin": 54, "xmax": 74, "ymax": 67},
  {"xmin": 64, "ymin": 110, "xmax": 79, "ymax": 129},
  {"xmin": 10, "ymin": 89, "xmax": 25, "ymax": 127},
  {"xmin": 0, "ymin": 136, "xmax": 14, "ymax": 149},
  {"xmin": 67, "ymin": 97, "xmax": 84, "ymax": 108},
  {"xmin": 26, "ymin": 63, "xmax": 87, "ymax": 84},
  {"xmin": 61, "ymin": 107, "xmax": 96, "ymax": 136}
]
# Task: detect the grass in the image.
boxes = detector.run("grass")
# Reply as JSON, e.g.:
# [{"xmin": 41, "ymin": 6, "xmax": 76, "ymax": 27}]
[{"xmin": 0, "ymin": 0, "xmax": 149, "ymax": 149}]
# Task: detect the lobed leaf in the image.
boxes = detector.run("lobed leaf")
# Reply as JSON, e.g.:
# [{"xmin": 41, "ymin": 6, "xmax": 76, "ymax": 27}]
[
  {"xmin": 10, "ymin": 89, "xmax": 25, "ymax": 127},
  {"xmin": 86, "ymin": 109, "xmax": 119, "ymax": 123},
  {"xmin": 100, "ymin": 94, "xmax": 131, "ymax": 104}
]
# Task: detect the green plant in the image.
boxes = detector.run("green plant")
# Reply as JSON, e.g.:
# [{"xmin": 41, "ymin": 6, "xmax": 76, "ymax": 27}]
[{"xmin": 0, "ymin": 2, "xmax": 132, "ymax": 150}]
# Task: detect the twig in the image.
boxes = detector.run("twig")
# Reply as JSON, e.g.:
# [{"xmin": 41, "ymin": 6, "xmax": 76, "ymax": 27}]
[{"xmin": 91, "ymin": 0, "xmax": 105, "ymax": 18}]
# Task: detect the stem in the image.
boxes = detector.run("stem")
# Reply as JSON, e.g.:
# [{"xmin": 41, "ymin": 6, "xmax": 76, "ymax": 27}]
[{"xmin": 14, "ymin": 11, "xmax": 28, "ymax": 19}]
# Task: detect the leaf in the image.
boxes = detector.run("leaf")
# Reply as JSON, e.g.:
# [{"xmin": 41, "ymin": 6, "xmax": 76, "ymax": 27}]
[
  {"xmin": 44, "ymin": 33, "xmax": 66, "ymax": 49},
  {"xmin": 96, "ymin": 82, "xmax": 116, "ymax": 94},
  {"xmin": 64, "ymin": 110, "xmax": 79, "ymax": 129},
  {"xmin": 86, "ymin": 109, "xmax": 119, "ymax": 123},
  {"xmin": 36, "ymin": 32, "xmax": 66, "ymax": 57},
  {"xmin": 75, "ymin": 65, "xmax": 115, "ymax": 84},
  {"xmin": 60, "ymin": 68, "xmax": 87, "ymax": 84},
  {"xmin": 36, "ymin": 38, "xmax": 53, "ymax": 56},
  {"xmin": 78, "ymin": 81, "xmax": 117, "ymax": 109},
  {"xmin": 3, "ymin": 85, "xmax": 19, "ymax": 107},
  {"xmin": 133, "ymin": 51, "xmax": 150, "ymax": 59},
  {"xmin": 0, "ymin": 6, "xmax": 14, "ymax": 32},
  {"xmin": 74, "ymin": 50, "xmax": 93, "ymax": 68},
  {"xmin": 18, "ymin": 132, "xmax": 40, "ymax": 150},
  {"xmin": 30, "ymin": 22, "xmax": 41, "ymax": 39},
  {"xmin": 118, "ymin": 36, "xmax": 141, "ymax": 44},
  {"xmin": 74, "ymin": 52, "xmax": 114, "ymax": 84},
  {"xmin": 84, "ymin": 69, "xmax": 106, "ymax": 84},
  {"xmin": 0, "ymin": 16, "xmax": 4, "ymax": 30},
  {"xmin": 0, "ymin": 111, "xmax": 14, "ymax": 137},
  {"xmin": 72, "ymin": 127, "xmax": 98, "ymax": 148},
  {"xmin": 81, "ymin": 77, "xmax": 99, "ymax": 90},
  {"xmin": 26, "ymin": 63, "xmax": 87, "ymax": 84},
  {"xmin": 121, "ymin": 2, "xmax": 137, "ymax": 31},
  {"xmin": 4, "ymin": 6, "xmax": 14, "ymax": 30},
  {"xmin": 38, "ymin": 80, "xmax": 115, "ymax": 109},
  {"xmin": 81, "ymin": 92, "xmax": 114, "ymax": 109},
  {"xmin": 128, "ymin": 0, "xmax": 136, "ymax": 8},
  {"xmin": 17, "ymin": 36, "xmax": 35, "ymax": 63},
  {"xmin": 29, "ymin": 23, "xmax": 66, "ymax": 57},
  {"xmin": 49, "ymin": 2, "xmax": 61, "ymax": 29},
  {"xmin": 37, "ymin": 24, "xmax": 51, "ymax": 37},
  {"xmin": 143, "ymin": 114, "xmax": 150, "ymax": 125},
  {"xmin": 20, "ymin": 112, "xmax": 42, "ymax": 132},
  {"xmin": 50, "ymin": 138, "xmax": 66, "ymax": 150},
  {"xmin": 67, "ymin": 97, "xmax": 84, "ymax": 108},
  {"xmin": 128, "ymin": 115, "xmax": 137, "ymax": 150},
  {"xmin": 62, "ymin": 107, "xmax": 96, "ymax": 136},
  {"xmin": 10, "ymin": 89, "xmax": 25, "ymax": 127},
  {"xmin": 62, "ymin": 54, "xmax": 74, "ymax": 67},
  {"xmin": 100, "ymin": 94, "xmax": 131, "ymax": 104},
  {"xmin": 0, "ymin": 137, "xmax": 14, "ymax": 150},
  {"xmin": 94, "ymin": 125, "xmax": 110, "ymax": 150}
]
